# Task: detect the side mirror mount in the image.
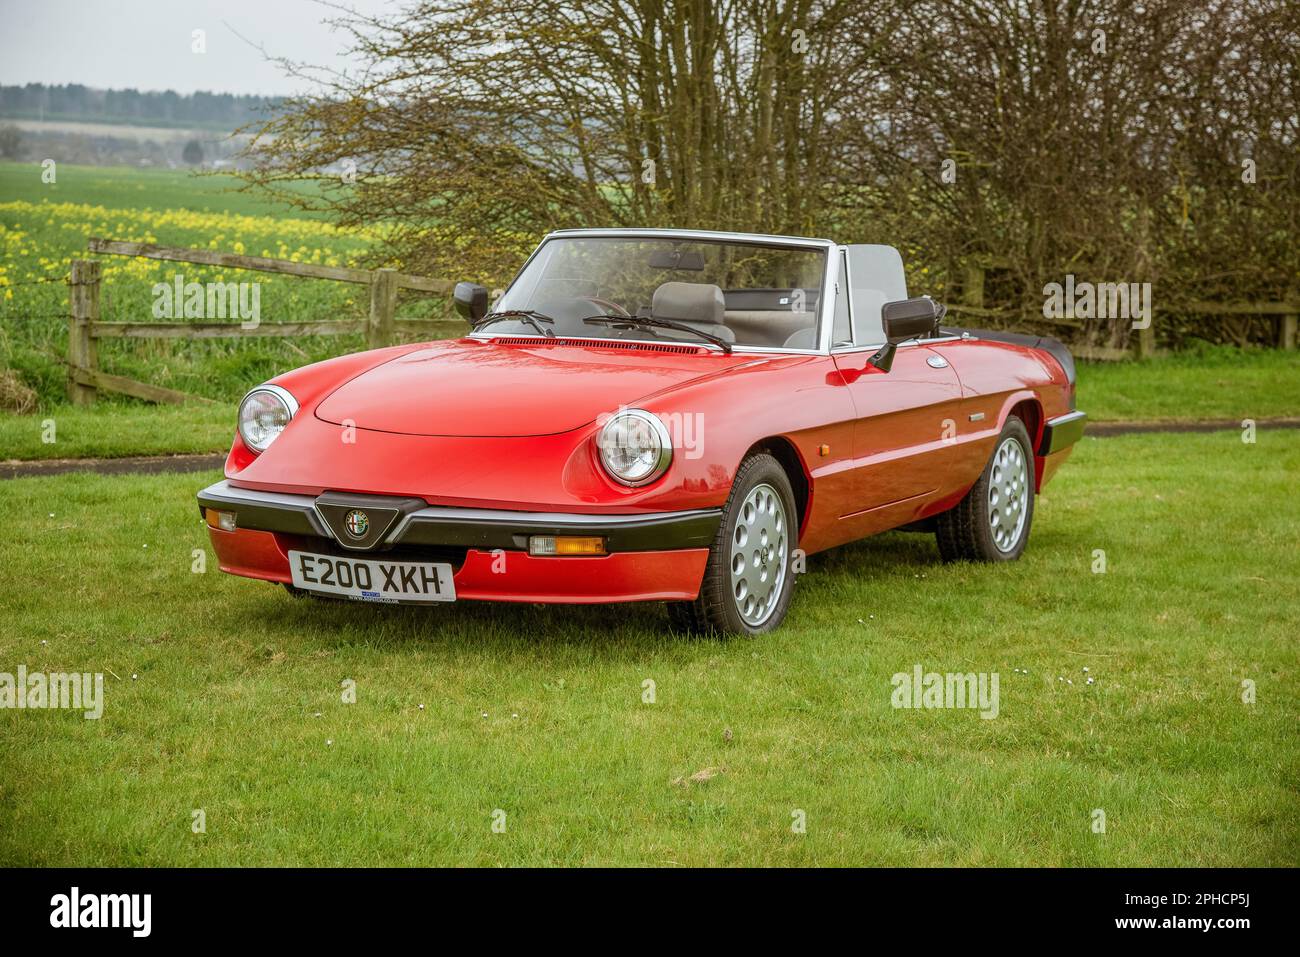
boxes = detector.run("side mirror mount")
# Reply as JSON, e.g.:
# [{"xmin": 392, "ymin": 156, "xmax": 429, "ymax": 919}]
[
  {"xmin": 868, "ymin": 297, "xmax": 945, "ymax": 372},
  {"xmin": 454, "ymin": 282, "xmax": 489, "ymax": 323}
]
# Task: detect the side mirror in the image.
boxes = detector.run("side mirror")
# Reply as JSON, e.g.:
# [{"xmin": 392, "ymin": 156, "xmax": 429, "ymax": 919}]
[
  {"xmin": 882, "ymin": 297, "xmax": 942, "ymax": 342},
  {"xmin": 453, "ymin": 282, "xmax": 489, "ymax": 322},
  {"xmin": 868, "ymin": 297, "xmax": 945, "ymax": 373}
]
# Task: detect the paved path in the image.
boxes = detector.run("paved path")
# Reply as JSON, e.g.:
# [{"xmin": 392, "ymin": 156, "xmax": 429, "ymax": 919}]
[
  {"xmin": 1087, "ymin": 417, "xmax": 1300, "ymax": 436},
  {"xmin": 3, "ymin": 418, "xmax": 1298, "ymax": 480},
  {"xmin": 2, "ymin": 453, "xmax": 225, "ymax": 479}
]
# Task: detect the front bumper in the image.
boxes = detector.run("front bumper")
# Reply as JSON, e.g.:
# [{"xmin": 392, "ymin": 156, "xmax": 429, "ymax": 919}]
[{"xmin": 196, "ymin": 481, "xmax": 719, "ymax": 603}]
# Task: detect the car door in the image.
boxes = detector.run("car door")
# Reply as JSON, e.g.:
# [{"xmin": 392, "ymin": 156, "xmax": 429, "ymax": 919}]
[
  {"xmin": 830, "ymin": 247, "xmax": 966, "ymax": 533},
  {"xmin": 832, "ymin": 347, "xmax": 964, "ymax": 517}
]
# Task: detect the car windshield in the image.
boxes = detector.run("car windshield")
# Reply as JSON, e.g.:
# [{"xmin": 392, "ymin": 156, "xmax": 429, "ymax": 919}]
[{"xmin": 490, "ymin": 236, "xmax": 827, "ymax": 350}]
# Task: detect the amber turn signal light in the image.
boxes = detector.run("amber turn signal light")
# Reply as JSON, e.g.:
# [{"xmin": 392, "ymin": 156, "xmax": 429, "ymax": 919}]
[
  {"xmin": 528, "ymin": 535, "xmax": 606, "ymax": 556},
  {"xmin": 205, "ymin": 508, "xmax": 237, "ymax": 532}
]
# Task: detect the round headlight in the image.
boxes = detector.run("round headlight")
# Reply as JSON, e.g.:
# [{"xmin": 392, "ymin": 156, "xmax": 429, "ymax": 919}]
[
  {"xmin": 597, "ymin": 410, "xmax": 672, "ymax": 486},
  {"xmin": 238, "ymin": 385, "xmax": 297, "ymax": 454}
]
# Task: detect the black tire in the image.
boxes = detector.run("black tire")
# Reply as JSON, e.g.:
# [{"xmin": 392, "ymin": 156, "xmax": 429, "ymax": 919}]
[
  {"xmin": 667, "ymin": 452, "xmax": 798, "ymax": 636},
  {"xmin": 936, "ymin": 416, "xmax": 1035, "ymax": 562}
]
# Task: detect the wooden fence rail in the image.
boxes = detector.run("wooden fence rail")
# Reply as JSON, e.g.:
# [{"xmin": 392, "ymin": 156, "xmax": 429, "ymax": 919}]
[
  {"xmin": 68, "ymin": 240, "xmax": 463, "ymax": 405},
  {"xmin": 86, "ymin": 238, "xmax": 451, "ymax": 293},
  {"xmin": 954, "ymin": 264, "xmax": 1298, "ymax": 359}
]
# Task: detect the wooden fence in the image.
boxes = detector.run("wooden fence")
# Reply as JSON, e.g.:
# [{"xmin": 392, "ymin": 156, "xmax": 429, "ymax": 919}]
[
  {"xmin": 950, "ymin": 263, "xmax": 1298, "ymax": 361},
  {"xmin": 65, "ymin": 248, "xmax": 1298, "ymax": 404},
  {"xmin": 67, "ymin": 239, "xmax": 462, "ymax": 405}
]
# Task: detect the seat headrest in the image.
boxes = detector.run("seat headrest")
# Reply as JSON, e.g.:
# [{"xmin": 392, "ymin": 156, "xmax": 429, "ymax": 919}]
[
  {"xmin": 652, "ymin": 282, "xmax": 726, "ymax": 326},
  {"xmin": 783, "ymin": 327, "xmax": 818, "ymax": 349}
]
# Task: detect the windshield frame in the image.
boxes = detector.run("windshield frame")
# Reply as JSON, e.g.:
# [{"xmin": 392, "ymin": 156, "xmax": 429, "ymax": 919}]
[{"xmin": 473, "ymin": 228, "xmax": 837, "ymax": 356}]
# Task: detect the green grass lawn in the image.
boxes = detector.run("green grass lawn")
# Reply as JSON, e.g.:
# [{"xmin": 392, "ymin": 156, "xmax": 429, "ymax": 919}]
[
  {"xmin": 1077, "ymin": 347, "xmax": 1300, "ymax": 423},
  {"xmin": 1, "ymin": 431, "xmax": 1295, "ymax": 866},
  {"xmin": 0, "ymin": 404, "xmax": 233, "ymax": 460}
]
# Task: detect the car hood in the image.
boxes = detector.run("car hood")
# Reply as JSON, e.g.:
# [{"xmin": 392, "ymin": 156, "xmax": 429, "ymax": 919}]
[{"xmin": 313, "ymin": 338, "xmax": 754, "ymax": 437}]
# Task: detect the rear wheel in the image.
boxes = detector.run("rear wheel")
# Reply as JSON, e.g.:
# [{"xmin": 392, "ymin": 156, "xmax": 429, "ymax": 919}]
[
  {"xmin": 936, "ymin": 416, "xmax": 1035, "ymax": 562},
  {"xmin": 667, "ymin": 453, "xmax": 797, "ymax": 636}
]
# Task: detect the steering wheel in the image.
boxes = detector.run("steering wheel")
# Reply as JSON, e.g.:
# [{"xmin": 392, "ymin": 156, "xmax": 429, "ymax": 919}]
[{"xmin": 580, "ymin": 296, "xmax": 630, "ymax": 318}]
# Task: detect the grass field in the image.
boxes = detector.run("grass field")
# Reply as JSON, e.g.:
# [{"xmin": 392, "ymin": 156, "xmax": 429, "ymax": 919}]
[
  {"xmin": 0, "ymin": 162, "xmax": 335, "ymax": 218},
  {"xmin": 1077, "ymin": 346, "xmax": 1300, "ymax": 423},
  {"xmin": 0, "ymin": 405, "xmax": 233, "ymax": 460},
  {"xmin": 1, "ymin": 430, "xmax": 1296, "ymax": 866},
  {"xmin": 0, "ymin": 161, "xmax": 403, "ymax": 408}
]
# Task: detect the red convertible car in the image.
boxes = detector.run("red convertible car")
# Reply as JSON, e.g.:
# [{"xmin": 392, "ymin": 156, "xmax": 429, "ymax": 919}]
[{"xmin": 197, "ymin": 228, "xmax": 1085, "ymax": 635}]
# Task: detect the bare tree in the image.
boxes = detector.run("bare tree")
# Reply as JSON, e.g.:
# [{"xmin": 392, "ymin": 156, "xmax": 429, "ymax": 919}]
[
  {"xmin": 841, "ymin": 0, "xmax": 1297, "ymax": 347},
  {"xmin": 241, "ymin": 0, "xmax": 901, "ymax": 280},
  {"xmin": 241, "ymin": 0, "xmax": 1297, "ymax": 347}
]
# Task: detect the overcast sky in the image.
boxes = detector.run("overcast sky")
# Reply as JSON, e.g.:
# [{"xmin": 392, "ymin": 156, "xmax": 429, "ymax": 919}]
[{"xmin": 0, "ymin": 0, "xmax": 394, "ymax": 96}]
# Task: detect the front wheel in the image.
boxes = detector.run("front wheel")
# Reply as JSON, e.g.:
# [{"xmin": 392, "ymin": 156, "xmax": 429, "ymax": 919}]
[
  {"xmin": 936, "ymin": 416, "xmax": 1036, "ymax": 562},
  {"xmin": 667, "ymin": 452, "xmax": 797, "ymax": 636}
]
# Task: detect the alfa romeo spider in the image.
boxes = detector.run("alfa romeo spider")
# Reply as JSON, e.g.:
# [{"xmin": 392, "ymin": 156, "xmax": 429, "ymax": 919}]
[{"xmin": 196, "ymin": 228, "xmax": 1086, "ymax": 634}]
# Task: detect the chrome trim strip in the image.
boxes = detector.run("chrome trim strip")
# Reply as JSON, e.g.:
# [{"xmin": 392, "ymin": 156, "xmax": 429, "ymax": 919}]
[
  {"xmin": 545, "ymin": 227, "xmax": 834, "ymax": 247},
  {"xmin": 843, "ymin": 248, "xmax": 857, "ymax": 347},
  {"xmin": 818, "ymin": 247, "xmax": 841, "ymax": 353},
  {"xmin": 830, "ymin": 335, "xmax": 965, "ymax": 356},
  {"xmin": 199, "ymin": 480, "xmax": 314, "ymax": 511},
  {"xmin": 1047, "ymin": 410, "xmax": 1089, "ymax": 427}
]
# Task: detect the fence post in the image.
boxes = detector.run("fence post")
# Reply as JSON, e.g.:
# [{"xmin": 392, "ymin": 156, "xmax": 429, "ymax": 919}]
[
  {"xmin": 368, "ymin": 268, "xmax": 398, "ymax": 348},
  {"xmin": 68, "ymin": 259, "xmax": 101, "ymax": 405},
  {"xmin": 1135, "ymin": 319, "xmax": 1156, "ymax": 359},
  {"xmin": 962, "ymin": 265, "xmax": 985, "ymax": 310},
  {"xmin": 1279, "ymin": 313, "xmax": 1297, "ymax": 351}
]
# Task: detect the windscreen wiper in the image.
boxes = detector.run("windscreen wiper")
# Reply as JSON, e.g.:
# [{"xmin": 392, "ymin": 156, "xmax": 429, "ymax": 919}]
[
  {"xmin": 581, "ymin": 314, "xmax": 732, "ymax": 354},
  {"xmin": 473, "ymin": 310, "xmax": 556, "ymax": 338}
]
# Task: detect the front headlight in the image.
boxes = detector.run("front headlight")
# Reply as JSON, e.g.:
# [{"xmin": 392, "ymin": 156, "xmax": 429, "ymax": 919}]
[
  {"xmin": 597, "ymin": 409, "xmax": 672, "ymax": 486},
  {"xmin": 238, "ymin": 385, "xmax": 298, "ymax": 454}
]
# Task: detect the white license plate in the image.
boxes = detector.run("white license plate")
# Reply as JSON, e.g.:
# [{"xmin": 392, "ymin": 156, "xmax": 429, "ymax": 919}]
[{"xmin": 288, "ymin": 550, "xmax": 456, "ymax": 603}]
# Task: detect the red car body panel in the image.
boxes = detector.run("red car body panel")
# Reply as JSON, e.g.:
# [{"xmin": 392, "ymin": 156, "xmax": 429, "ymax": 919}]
[{"xmin": 313, "ymin": 338, "xmax": 757, "ymax": 437}]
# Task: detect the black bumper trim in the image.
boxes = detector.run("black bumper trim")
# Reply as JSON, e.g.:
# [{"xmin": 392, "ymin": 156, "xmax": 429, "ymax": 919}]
[
  {"xmin": 394, "ymin": 507, "xmax": 722, "ymax": 552},
  {"xmin": 1039, "ymin": 410, "xmax": 1088, "ymax": 456},
  {"xmin": 197, "ymin": 482, "xmax": 329, "ymax": 538},
  {"xmin": 196, "ymin": 481, "xmax": 722, "ymax": 553}
]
